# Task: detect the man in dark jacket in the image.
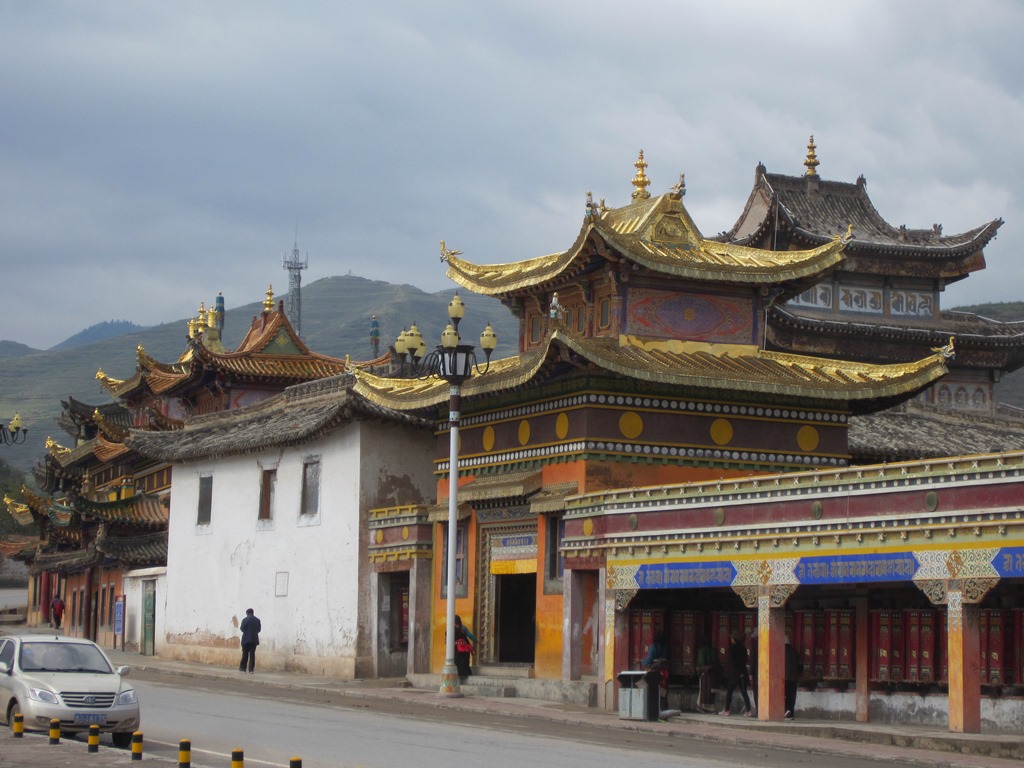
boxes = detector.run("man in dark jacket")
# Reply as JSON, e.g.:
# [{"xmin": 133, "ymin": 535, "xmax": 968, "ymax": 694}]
[
  {"xmin": 719, "ymin": 630, "xmax": 753, "ymax": 716},
  {"xmin": 239, "ymin": 608, "xmax": 262, "ymax": 673},
  {"xmin": 784, "ymin": 635, "xmax": 803, "ymax": 719}
]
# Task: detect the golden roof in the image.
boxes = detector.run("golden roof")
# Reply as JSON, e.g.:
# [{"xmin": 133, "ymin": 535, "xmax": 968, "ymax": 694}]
[
  {"xmin": 351, "ymin": 327, "xmax": 952, "ymax": 412},
  {"xmin": 443, "ymin": 191, "xmax": 849, "ymax": 297}
]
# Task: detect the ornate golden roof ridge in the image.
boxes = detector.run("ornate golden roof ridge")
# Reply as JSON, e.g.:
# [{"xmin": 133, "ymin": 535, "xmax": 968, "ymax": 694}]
[
  {"xmin": 444, "ymin": 192, "xmax": 849, "ymax": 297},
  {"xmin": 351, "ymin": 327, "xmax": 950, "ymax": 412}
]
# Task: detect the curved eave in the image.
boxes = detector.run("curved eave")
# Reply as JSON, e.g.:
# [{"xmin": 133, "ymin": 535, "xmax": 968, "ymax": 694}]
[
  {"xmin": 77, "ymin": 493, "xmax": 169, "ymax": 527},
  {"xmin": 192, "ymin": 339, "xmax": 349, "ymax": 381},
  {"xmin": 446, "ymin": 222, "xmax": 847, "ymax": 297},
  {"xmin": 352, "ymin": 328, "xmax": 950, "ymax": 411}
]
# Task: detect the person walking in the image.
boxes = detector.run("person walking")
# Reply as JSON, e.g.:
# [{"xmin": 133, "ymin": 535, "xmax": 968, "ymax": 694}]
[
  {"xmin": 784, "ymin": 635, "xmax": 803, "ymax": 720},
  {"xmin": 453, "ymin": 615, "xmax": 475, "ymax": 682},
  {"xmin": 719, "ymin": 630, "xmax": 753, "ymax": 716},
  {"xmin": 50, "ymin": 595, "xmax": 65, "ymax": 630},
  {"xmin": 239, "ymin": 608, "xmax": 261, "ymax": 673}
]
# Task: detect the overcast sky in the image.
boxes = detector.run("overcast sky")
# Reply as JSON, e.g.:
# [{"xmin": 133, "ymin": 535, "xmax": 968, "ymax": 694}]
[{"xmin": 2, "ymin": 1, "xmax": 1022, "ymax": 350}]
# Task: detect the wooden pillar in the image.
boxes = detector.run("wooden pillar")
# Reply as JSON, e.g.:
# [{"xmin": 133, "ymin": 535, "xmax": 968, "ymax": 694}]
[
  {"xmin": 563, "ymin": 568, "xmax": 582, "ymax": 681},
  {"xmin": 854, "ymin": 596, "xmax": 870, "ymax": 722},
  {"xmin": 607, "ymin": 586, "xmax": 634, "ymax": 711},
  {"xmin": 947, "ymin": 592, "xmax": 982, "ymax": 734},
  {"xmin": 757, "ymin": 597, "xmax": 787, "ymax": 720},
  {"xmin": 40, "ymin": 571, "xmax": 52, "ymax": 623}
]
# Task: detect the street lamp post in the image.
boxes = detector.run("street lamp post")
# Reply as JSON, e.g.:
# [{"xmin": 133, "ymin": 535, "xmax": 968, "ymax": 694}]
[
  {"xmin": 1, "ymin": 413, "xmax": 27, "ymax": 446},
  {"xmin": 394, "ymin": 294, "xmax": 496, "ymax": 696}
]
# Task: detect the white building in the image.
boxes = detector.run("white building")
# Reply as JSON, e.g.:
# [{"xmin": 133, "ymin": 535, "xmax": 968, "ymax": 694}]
[{"xmin": 129, "ymin": 376, "xmax": 436, "ymax": 678}]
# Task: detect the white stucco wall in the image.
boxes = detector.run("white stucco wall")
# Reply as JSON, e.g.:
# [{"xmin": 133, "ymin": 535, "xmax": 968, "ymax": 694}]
[{"xmin": 161, "ymin": 419, "xmax": 434, "ymax": 678}]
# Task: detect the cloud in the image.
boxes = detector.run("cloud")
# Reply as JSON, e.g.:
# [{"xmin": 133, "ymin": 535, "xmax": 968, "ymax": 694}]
[{"xmin": 2, "ymin": 0, "xmax": 1022, "ymax": 349}]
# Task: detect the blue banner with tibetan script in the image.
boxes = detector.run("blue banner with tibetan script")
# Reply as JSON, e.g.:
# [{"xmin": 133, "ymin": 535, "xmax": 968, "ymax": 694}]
[
  {"xmin": 796, "ymin": 553, "xmax": 918, "ymax": 584},
  {"xmin": 635, "ymin": 561, "xmax": 736, "ymax": 589},
  {"xmin": 993, "ymin": 547, "xmax": 1024, "ymax": 578}
]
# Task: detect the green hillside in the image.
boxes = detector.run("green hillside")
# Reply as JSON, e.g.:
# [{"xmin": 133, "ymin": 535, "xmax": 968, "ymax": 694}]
[{"xmin": 0, "ymin": 276, "xmax": 518, "ymax": 473}]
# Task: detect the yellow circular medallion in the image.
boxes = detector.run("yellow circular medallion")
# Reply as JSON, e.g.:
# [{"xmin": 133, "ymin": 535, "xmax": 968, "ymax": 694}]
[
  {"xmin": 583, "ymin": 518, "xmax": 593, "ymax": 537},
  {"xmin": 374, "ymin": 530, "xmax": 384, "ymax": 544},
  {"xmin": 619, "ymin": 411, "xmax": 643, "ymax": 439},
  {"xmin": 797, "ymin": 425, "xmax": 820, "ymax": 452},
  {"xmin": 710, "ymin": 418, "xmax": 733, "ymax": 446},
  {"xmin": 518, "ymin": 420, "xmax": 531, "ymax": 446},
  {"xmin": 556, "ymin": 412, "xmax": 569, "ymax": 440},
  {"xmin": 483, "ymin": 425, "xmax": 495, "ymax": 452},
  {"xmin": 402, "ymin": 526, "xmax": 409, "ymax": 540}
]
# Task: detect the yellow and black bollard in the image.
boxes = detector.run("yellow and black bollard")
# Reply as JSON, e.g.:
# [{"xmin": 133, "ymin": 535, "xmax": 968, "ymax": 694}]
[
  {"xmin": 131, "ymin": 731, "xmax": 143, "ymax": 761},
  {"xmin": 178, "ymin": 738, "xmax": 191, "ymax": 768},
  {"xmin": 231, "ymin": 748, "xmax": 244, "ymax": 768},
  {"xmin": 12, "ymin": 713, "xmax": 24, "ymax": 738},
  {"xmin": 88, "ymin": 724, "xmax": 100, "ymax": 753},
  {"xmin": 49, "ymin": 718, "xmax": 60, "ymax": 745},
  {"xmin": 290, "ymin": 759, "xmax": 302, "ymax": 768}
]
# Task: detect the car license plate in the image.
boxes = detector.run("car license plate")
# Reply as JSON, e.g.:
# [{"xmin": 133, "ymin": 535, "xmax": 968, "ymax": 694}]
[{"xmin": 74, "ymin": 714, "xmax": 107, "ymax": 725}]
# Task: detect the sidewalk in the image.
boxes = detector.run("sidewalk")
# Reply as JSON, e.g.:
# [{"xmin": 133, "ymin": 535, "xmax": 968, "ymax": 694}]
[{"xmin": 99, "ymin": 649, "xmax": 1023, "ymax": 768}]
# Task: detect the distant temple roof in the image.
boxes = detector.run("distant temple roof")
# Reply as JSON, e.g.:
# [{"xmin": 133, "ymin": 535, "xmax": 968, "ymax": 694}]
[
  {"xmin": 96, "ymin": 288, "xmax": 369, "ymax": 401},
  {"xmin": 723, "ymin": 137, "xmax": 1002, "ymax": 280}
]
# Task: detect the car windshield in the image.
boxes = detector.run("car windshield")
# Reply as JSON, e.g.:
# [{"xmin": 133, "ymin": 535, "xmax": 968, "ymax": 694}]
[{"xmin": 18, "ymin": 642, "xmax": 113, "ymax": 674}]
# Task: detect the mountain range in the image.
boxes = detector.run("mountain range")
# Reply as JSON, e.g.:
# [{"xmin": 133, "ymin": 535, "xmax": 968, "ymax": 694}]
[{"xmin": 1, "ymin": 278, "xmax": 1022, "ymax": 475}]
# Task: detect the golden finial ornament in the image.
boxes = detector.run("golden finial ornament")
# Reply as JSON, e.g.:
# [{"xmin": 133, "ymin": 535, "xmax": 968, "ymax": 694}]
[
  {"xmin": 631, "ymin": 150, "xmax": 651, "ymax": 200},
  {"xmin": 264, "ymin": 285, "xmax": 275, "ymax": 312},
  {"xmin": 196, "ymin": 303, "xmax": 207, "ymax": 334},
  {"xmin": 188, "ymin": 316, "xmax": 197, "ymax": 339},
  {"xmin": 804, "ymin": 135, "xmax": 820, "ymax": 177}
]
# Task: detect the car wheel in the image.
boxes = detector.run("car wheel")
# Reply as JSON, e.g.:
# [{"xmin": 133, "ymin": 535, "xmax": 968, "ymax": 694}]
[{"xmin": 111, "ymin": 731, "xmax": 133, "ymax": 749}]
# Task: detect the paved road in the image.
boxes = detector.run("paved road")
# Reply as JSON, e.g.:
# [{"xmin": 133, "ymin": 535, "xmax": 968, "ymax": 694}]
[{"xmin": 128, "ymin": 674, "xmax": 924, "ymax": 768}]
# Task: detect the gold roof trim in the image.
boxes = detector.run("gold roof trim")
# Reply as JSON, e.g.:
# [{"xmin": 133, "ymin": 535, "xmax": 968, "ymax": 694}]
[
  {"xmin": 530, "ymin": 481, "xmax": 579, "ymax": 515},
  {"xmin": 425, "ymin": 502, "xmax": 473, "ymax": 523},
  {"xmin": 353, "ymin": 327, "xmax": 951, "ymax": 412},
  {"xmin": 444, "ymin": 193, "xmax": 848, "ymax": 296},
  {"xmin": 456, "ymin": 471, "xmax": 543, "ymax": 502}
]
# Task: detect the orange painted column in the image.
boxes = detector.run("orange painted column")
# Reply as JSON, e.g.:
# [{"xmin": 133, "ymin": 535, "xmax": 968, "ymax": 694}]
[
  {"xmin": 854, "ymin": 596, "xmax": 870, "ymax": 722},
  {"xmin": 946, "ymin": 591, "xmax": 981, "ymax": 734},
  {"xmin": 757, "ymin": 598, "xmax": 786, "ymax": 721}
]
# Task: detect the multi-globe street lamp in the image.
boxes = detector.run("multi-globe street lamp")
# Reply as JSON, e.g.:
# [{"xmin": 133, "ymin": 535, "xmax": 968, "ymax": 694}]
[
  {"xmin": 1, "ymin": 413, "xmax": 27, "ymax": 446},
  {"xmin": 394, "ymin": 293, "xmax": 496, "ymax": 697}
]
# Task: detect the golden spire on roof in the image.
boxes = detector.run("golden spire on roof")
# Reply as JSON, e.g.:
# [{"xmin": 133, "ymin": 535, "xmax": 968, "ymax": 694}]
[
  {"xmin": 188, "ymin": 316, "xmax": 197, "ymax": 339},
  {"xmin": 631, "ymin": 150, "xmax": 651, "ymax": 200},
  {"xmin": 196, "ymin": 303, "xmax": 207, "ymax": 335},
  {"xmin": 264, "ymin": 285, "xmax": 275, "ymax": 312},
  {"xmin": 804, "ymin": 135, "xmax": 820, "ymax": 177}
]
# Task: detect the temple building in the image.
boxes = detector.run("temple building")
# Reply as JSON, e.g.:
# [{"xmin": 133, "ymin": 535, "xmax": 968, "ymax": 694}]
[
  {"xmin": 352, "ymin": 153, "xmax": 1023, "ymax": 732},
  {"xmin": 724, "ymin": 136, "xmax": 1024, "ymax": 417}
]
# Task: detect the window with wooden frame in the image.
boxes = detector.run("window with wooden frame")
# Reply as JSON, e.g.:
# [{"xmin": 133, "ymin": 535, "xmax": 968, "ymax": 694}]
[
  {"xmin": 300, "ymin": 457, "xmax": 321, "ymax": 517},
  {"xmin": 197, "ymin": 474, "xmax": 213, "ymax": 525},
  {"xmin": 544, "ymin": 515, "xmax": 565, "ymax": 594},
  {"xmin": 258, "ymin": 468, "xmax": 277, "ymax": 521}
]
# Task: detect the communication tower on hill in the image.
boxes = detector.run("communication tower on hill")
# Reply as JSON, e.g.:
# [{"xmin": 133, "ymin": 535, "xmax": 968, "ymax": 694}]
[{"xmin": 282, "ymin": 240, "xmax": 308, "ymax": 339}]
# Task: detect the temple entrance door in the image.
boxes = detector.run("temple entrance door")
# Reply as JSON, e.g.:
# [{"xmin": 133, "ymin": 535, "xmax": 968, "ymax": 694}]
[{"xmin": 496, "ymin": 573, "xmax": 536, "ymax": 663}]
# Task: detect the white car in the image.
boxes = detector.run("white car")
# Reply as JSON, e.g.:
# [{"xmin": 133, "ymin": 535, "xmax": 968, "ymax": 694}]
[{"xmin": 0, "ymin": 634, "xmax": 140, "ymax": 748}]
